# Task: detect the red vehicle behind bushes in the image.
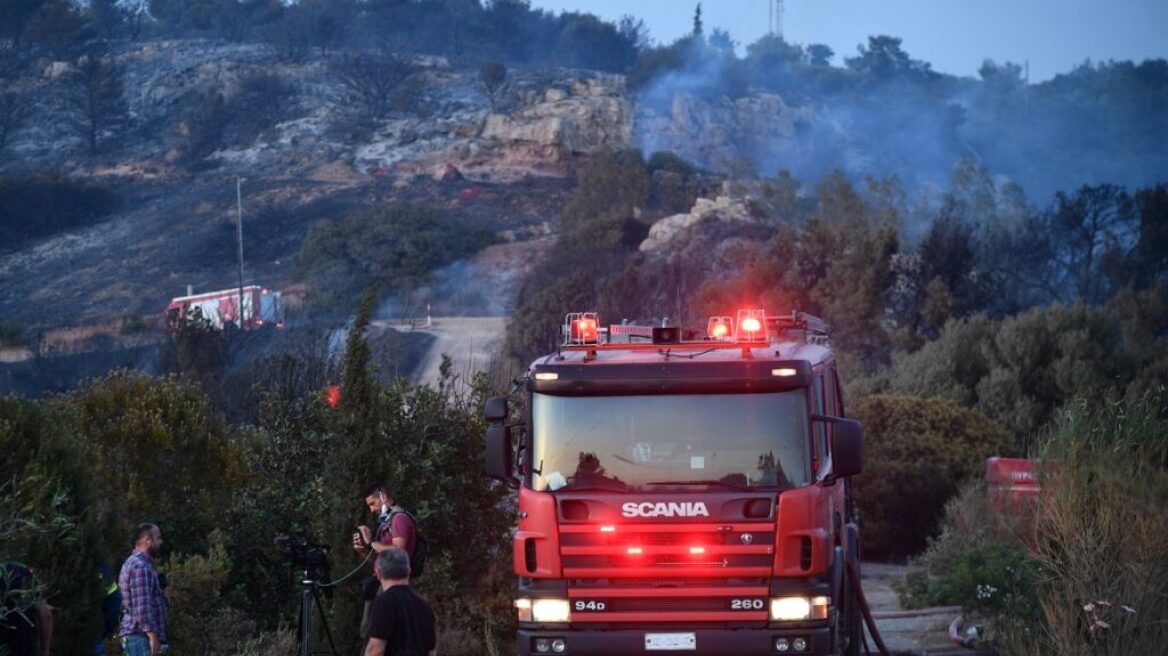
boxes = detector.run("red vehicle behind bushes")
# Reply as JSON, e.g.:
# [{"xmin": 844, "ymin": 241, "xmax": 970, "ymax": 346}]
[
  {"xmin": 485, "ymin": 310, "xmax": 869, "ymax": 655},
  {"xmin": 164, "ymin": 285, "xmax": 283, "ymax": 331},
  {"xmin": 986, "ymin": 457, "xmax": 1040, "ymax": 547}
]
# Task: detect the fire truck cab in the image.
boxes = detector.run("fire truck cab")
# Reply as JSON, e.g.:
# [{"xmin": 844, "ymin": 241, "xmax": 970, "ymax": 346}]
[{"xmin": 485, "ymin": 310, "xmax": 865, "ymax": 656}]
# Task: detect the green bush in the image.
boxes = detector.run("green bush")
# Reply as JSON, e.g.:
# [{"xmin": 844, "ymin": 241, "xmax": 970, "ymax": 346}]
[
  {"xmin": 902, "ymin": 396, "xmax": 1168, "ymax": 654},
  {"xmin": 0, "ymin": 175, "xmax": 120, "ymax": 252},
  {"xmin": 297, "ymin": 203, "xmax": 492, "ymax": 310},
  {"xmin": 867, "ymin": 299, "xmax": 1168, "ymax": 445},
  {"xmin": 0, "ymin": 319, "xmax": 24, "ymax": 346},
  {"xmin": 1023, "ymin": 397, "xmax": 1168, "ymax": 655},
  {"xmin": 165, "ymin": 534, "xmax": 234, "ymax": 655},
  {"xmin": 68, "ymin": 370, "xmax": 246, "ymax": 553},
  {"xmin": 896, "ymin": 483, "xmax": 1041, "ymax": 638},
  {"xmin": 119, "ymin": 313, "xmax": 148, "ymax": 334},
  {"xmin": 0, "ymin": 396, "xmax": 108, "ymax": 654},
  {"xmin": 647, "ymin": 151, "xmax": 700, "ymax": 176},
  {"xmin": 0, "ymin": 306, "xmax": 515, "ymax": 653},
  {"xmin": 648, "ymin": 169, "xmax": 705, "ymax": 215},
  {"xmin": 557, "ymin": 149, "xmax": 650, "ymax": 249},
  {"xmin": 851, "ymin": 394, "xmax": 1013, "ymax": 559}
]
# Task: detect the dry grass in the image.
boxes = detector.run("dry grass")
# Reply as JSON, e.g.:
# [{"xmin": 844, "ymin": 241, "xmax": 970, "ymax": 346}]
[{"xmin": 1003, "ymin": 398, "xmax": 1168, "ymax": 655}]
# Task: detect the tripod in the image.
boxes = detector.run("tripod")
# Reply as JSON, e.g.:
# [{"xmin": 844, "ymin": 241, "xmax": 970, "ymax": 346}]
[{"xmin": 297, "ymin": 572, "xmax": 339, "ymax": 656}]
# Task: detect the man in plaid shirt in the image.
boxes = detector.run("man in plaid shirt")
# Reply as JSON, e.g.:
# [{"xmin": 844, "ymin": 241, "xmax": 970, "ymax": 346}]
[{"xmin": 118, "ymin": 524, "xmax": 167, "ymax": 656}]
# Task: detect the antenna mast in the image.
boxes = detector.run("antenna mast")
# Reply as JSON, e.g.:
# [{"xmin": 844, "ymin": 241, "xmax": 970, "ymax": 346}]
[
  {"xmin": 236, "ymin": 177, "xmax": 245, "ymax": 329},
  {"xmin": 774, "ymin": 0, "xmax": 784, "ymax": 40}
]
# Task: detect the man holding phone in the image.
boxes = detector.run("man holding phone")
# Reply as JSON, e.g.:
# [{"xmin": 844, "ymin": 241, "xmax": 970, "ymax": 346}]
[{"xmin": 353, "ymin": 482, "xmax": 417, "ymax": 644}]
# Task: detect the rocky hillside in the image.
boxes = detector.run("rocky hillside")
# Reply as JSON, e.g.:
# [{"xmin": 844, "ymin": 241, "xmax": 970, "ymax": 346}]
[
  {"xmin": 0, "ymin": 40, "xmax": 650, "ymax": 330},
  {"xmin": 0, "ymin": 36, "xmax": 830, "ymax": 337}
]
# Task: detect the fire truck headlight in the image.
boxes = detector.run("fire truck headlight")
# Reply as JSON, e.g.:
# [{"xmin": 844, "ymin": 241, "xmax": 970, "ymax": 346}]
[
  {"xmin": 531, "ymin": 598, "xmax": 571, "ymax": 623},
  {"xmin": 770, "ymin": 596, "xmax": 829, "ymax": 621}
]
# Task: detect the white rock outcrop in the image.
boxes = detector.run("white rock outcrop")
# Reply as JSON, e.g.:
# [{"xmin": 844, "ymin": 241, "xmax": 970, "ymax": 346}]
[{"xmin": 639, "ymin": 195, "xmax": 757, "ymax": 252}]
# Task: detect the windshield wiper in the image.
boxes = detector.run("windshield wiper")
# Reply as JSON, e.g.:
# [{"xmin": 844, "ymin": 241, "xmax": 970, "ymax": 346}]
[
  {"xmin": 644, "ymin": 479, "xmax": 752, "ymax": 491},
  {"xmin": 563, "ymin": 480, "xmax": 631, "ymax": 492}
]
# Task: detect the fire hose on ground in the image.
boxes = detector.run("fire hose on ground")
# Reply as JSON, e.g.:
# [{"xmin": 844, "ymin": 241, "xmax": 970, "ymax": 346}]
[{"xmin": 845, "ymin": 559, "xmax": 892, "ymax": 656}]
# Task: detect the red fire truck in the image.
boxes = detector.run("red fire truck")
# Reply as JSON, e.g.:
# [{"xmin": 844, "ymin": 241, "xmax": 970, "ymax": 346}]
[
  {"xmin": 485, "ymin": 309, "xmax": 867, "ymax": 655},
  {"xmin": 164, "ymin": 285, "xmax": 283, "ymax": 331}
]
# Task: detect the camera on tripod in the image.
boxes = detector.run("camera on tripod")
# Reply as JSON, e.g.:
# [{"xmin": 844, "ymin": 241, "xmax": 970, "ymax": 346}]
[
  {"xmin": 275, "ymin": 536, "xmax": 339, "ymax": 656},
  {"xmin": 275, "ymin": 536, "xmax": 333, "ymax": 587}
]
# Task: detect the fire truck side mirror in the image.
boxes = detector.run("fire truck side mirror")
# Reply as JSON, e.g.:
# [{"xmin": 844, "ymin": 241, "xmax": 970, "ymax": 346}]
[
  {"xmin": 486, "ymin": 423, "xmax": 513, "ymax": 481},
  {"xmin": 832, "ymin": 419, "xmax": 864, "ymax": 479},
  {"xmin": 484, "ymin": 396, "xmax": 509, "ymax": 422}
]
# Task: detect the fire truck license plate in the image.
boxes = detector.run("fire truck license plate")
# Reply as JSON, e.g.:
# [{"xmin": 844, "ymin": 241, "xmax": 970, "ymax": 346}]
[{"xmin": 645, "ymin": 633, "xmax": 696, "ymax": 650}]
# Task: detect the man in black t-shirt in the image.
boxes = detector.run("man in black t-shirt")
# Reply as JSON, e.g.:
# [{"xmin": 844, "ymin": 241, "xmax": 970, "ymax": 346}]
[{"xmin": 363, "ymin": 548, "xmax": 436, "ymax": 656}]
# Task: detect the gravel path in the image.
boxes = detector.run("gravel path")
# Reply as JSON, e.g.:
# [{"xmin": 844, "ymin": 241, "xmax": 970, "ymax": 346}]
[{"xmin": 862, "ymin": 562, "xmax": 985, "ymax": 655}]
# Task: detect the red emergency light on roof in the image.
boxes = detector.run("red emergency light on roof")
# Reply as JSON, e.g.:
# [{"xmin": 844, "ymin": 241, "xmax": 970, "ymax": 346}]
[
  {"xmin": 706, "ymin": 316, "xmax": 733, "ymax": 340},
  {"xmin": 736, "ymin": 309, "xmax": 767, "ymax": 342},
  {"xmin": 564, "ymin": 312, "xmax": 600, "ymax": 345}
]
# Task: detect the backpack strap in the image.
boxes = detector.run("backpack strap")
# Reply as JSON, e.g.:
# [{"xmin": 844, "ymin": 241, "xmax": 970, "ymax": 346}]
[{"xmin": 387, "ymin": 506, "xmax": 416, "ymax": 529}]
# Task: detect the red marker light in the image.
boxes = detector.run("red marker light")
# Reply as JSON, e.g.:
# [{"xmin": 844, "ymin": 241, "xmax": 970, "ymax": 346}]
[
  {"xmin": 324, "ymin": 385, "xmax": 341, "ymax": 409},
  {"xmin": 627, "ymin": 547, "xmax": 643, "ymax": 555},
  {"xmin": 571, "ymin": 318, "xmax": 598, "ymax": 343},
  {"xmin": 599, "ymin": 525, "xmax": 616, "ymax": 533},
  {"xmin": 707, "ymin": 316, "xmax": 733, "ymax": 340},
  {"xmin": 689, "ymin": 546, "xmax": 706, "ymax": 555}
]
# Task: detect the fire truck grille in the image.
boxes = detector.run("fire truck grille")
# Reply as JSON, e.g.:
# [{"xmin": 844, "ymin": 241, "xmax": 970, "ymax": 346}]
[
  {"xmin": 560, "ymin": 532, "xmax": 775, "ymax": 547},
  {"xmin": 573, "ymin": 578, "xmax": 766, "ymax": 587},
  {"xmin": 608, "ymin": 597, "xmax": 729, "ymax": 613},
  {"xmin": 562, "ymin": 555, "xmax": 773, "ymax": 569},
  {"xmin": 559, "ymin": 522, "xmax": 777, "ymax": 580}
]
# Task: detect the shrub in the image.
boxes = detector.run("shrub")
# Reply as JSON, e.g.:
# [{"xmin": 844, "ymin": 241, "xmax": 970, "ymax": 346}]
[
  {"xmin": 647, "ymin": 150, "xmax": 700, "ymax": 176},
  {"xmin": 297, "ymin": 203, "xmax": 491, "ymax": 310},
  {"xmin": 557, "ymin": 149, "xmax": 650, "ymax": 248},
  {"xmin": 67, "ymin": 370, "xmax": 246, "ymax": 553},
  {"xmin": 1021, "ymin": 397, "xmax": 1168, "ymax": 655},
  {"xmin": 896, "ymin": 483, "xmax": 1041, "ymax": 638},
  {"xmin": 235, "ymin": 628, "xmax": 296, "ymax": 656},
  {"xmin": 119, "ymin": 313, "xmax": 148, "ymax": 334},
  {"xmin": 851, "ymin": 394, "xmax": 1014, "ymax": 559},
  {"xmin": 0, "ymin": 396, "xmax": 108, "ymax": 653},
  {"xmin": 900, "ymin": 396, "xmax": 1168, "ymax": 653},
  {"xmin": 0, "ymin": 319, "xmax": 25, "ymax": 346},
  {"xmin": 164, "ymin": 534, "xmax": 234, "ymax": 654},
  {"xmin": 0, "ymin": 175, "xmax": 121, "ymax": 252},
  {"xmin": 869, "ymin": 301, "xmax": 1168, "ymax": 446}
]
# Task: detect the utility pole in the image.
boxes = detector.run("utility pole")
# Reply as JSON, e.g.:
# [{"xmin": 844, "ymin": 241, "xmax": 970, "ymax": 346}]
[
  {"xmin": 236, "ymin": 177, "xmax": 245, "ymax": 329},
  {"xmin": 1024, "ymin": 59, "xmax": 1030, "ymax": 114}
]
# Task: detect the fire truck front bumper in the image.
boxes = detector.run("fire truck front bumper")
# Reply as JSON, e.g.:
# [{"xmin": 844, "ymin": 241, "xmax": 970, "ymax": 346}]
[{"xmin": 517, "ymin": 626, "xmax": 833, "ymax": 655}]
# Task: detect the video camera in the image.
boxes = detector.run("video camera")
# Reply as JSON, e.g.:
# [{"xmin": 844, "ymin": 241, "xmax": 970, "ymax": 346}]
[{"xmin": 275, "ymin": 536, "xmax": 332, "ymax": 587}]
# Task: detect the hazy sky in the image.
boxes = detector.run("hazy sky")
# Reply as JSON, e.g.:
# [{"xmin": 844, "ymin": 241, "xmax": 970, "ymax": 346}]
[{"xmin": 530, "ymin": 0, "xmax": 1168, "ymax": 82}]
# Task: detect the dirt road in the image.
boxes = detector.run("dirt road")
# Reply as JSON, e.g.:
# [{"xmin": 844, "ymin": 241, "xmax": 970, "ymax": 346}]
[
  {"xmin": 393, "ymin": 316, "xmax": 508, "ymax": 387},
  {"xmin": 861, "ymin": 563, "xmax": 974, "ymax": 655}
]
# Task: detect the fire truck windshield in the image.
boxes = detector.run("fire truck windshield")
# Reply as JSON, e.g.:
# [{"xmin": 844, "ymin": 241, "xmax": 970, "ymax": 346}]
[{"xmin": 530, "ymin": 391, "xmax": 811, "ymax": 492}]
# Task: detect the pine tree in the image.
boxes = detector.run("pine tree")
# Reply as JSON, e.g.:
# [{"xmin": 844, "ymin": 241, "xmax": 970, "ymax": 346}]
[{"xmin": 692, "ymin": 3, "xmax": 703, "ymax": 38}]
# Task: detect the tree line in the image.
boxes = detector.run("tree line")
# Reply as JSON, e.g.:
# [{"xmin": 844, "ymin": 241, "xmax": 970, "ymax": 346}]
[
  {"xmin": 508, "ymin": 148, "xmax": 1168, "ymax": 559},
  {"xmin": 1, "ymin": 298, "xmax": 515, "ymax": 655}
]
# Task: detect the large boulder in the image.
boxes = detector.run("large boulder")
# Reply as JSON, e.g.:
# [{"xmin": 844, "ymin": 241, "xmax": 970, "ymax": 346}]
[{"xmin": 639, "ymin": 194, "xmax": 758, "ymax": 252}]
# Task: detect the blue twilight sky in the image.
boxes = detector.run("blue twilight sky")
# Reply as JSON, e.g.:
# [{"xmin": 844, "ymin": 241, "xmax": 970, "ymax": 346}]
[{"xmin": 530, "ymin": 0, "xmax": 1168, "ymax": 82}]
